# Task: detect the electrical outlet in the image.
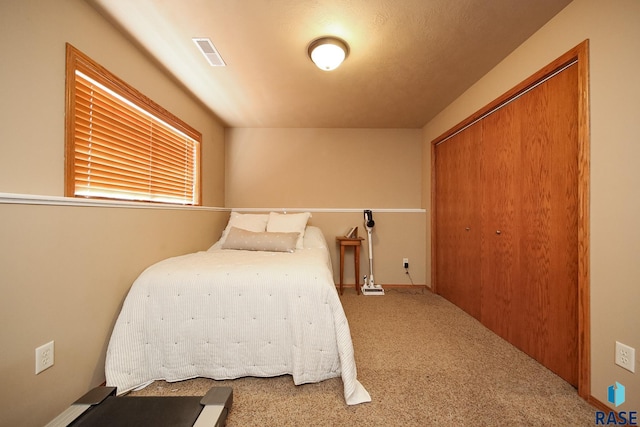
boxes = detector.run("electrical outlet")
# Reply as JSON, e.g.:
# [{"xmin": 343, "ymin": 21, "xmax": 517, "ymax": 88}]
[
  {"xmin": 403, "ymin": 258, "xmax": 409, "ymax": 269},
  {"xmin": 35, "ymin": 341, "xmax": 54, "ymax": 374},
  {"xmin": 615, "ymin": 341, "xmax": 635, "ymax": 373}
]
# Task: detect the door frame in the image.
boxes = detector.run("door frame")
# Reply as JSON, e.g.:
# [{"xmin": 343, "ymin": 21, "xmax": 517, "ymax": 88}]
[{"xmin": 430, "ymin": 40, "xmax": 590, "ymax": 400}]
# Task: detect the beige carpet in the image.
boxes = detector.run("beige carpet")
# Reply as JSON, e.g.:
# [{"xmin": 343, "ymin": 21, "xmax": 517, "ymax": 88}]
[{"xmin": 130, "ymin": 288, "xmax": 596, "ymax": 426}]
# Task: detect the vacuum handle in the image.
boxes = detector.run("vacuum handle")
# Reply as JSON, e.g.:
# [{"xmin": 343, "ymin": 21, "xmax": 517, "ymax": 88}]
[{"xmin": 364, "ymin": 210, "xmax": 375, "ymax": 228}]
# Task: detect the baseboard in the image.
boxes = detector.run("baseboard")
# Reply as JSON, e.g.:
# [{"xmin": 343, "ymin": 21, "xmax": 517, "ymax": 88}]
[
  {"xmin": 335, "ymin": 284, "xmax": 431, "ymax": 292},
  {"xmin": 588, "ymin": 395, "xmax": 609, "ymax": 412},
  {"xmin": 336, "ymin": 283, "xmax": 431, "ymax": 292},
  {"xmin": 587, "ymin": 395, "xmax": 619, "ymax": 413},
  {"xmin": 382, "ymin": 284, "xmax": 431, "ymax": 291}
]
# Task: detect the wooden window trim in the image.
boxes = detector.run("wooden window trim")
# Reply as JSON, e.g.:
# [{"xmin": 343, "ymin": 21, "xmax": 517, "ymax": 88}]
[{"xmin": 65, "ymin": 43, "xmax": 202, "ymax": 206}]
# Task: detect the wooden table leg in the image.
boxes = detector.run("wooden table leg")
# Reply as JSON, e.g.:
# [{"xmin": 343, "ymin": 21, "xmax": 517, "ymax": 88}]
[
  {"xmin": 339, "ymin": 244, "xmax": 345, "ymax": 295},
  {"xmin": 354, "ymin": 245, "xmax": 360, "ymax": 295}
]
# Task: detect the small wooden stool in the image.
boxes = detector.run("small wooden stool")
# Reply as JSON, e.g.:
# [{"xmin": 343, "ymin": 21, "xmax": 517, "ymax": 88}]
[{"xmin": 336, "ymin": 236, "xmax": 365, "ymax": 295}]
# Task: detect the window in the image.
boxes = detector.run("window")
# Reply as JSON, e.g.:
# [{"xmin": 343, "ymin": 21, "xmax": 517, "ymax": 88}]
[{"xmin": 65, "ymin": 44, "xmax": 201, "ymax": 205}]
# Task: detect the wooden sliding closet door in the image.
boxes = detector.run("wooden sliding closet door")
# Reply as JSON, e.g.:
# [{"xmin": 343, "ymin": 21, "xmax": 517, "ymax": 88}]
[
  {"xmin": 479, "ymin": 99, "xmax": 522, "ymax": 344},
  {"xmin": 515, "ymin": 64, "xmax": 579, "ymax": 386},
  {"xmin": 478, "ymin": 64, "xmax": 579, "ymax": 386},
  {"xmin": 480, "ymin": 65, "xmax": 578, "ymax": 385},
  {"xmin": 435, "ymin": 124, "xmax": 481, "ymax": 319},
  {"xmin": 434, "ymin": 61, "xmax": 580, "ymax": 387}
]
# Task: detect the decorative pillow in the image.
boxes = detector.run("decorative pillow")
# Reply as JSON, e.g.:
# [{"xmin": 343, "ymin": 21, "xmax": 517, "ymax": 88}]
[
  {"xmin": 266, "ymin": 212, "xmax": 311, "ymax": 249},
  {"xmin": 221, "ymin": 227, "xmax": 299, "ymax": 252},
  {"xmin": 219, "ymin": 212, "xmax": 269, "ymax": 244}
]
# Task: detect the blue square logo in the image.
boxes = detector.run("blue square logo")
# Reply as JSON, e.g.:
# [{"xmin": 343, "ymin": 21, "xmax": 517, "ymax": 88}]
[{"xmin": 608, "ymin": 382, "xmax": 625, "ymax": 407}]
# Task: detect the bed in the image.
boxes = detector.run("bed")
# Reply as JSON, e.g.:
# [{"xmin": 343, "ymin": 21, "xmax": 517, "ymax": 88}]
[{"xmin": 105, "ymin": 212, "xmax": 371, "ymax": 405}]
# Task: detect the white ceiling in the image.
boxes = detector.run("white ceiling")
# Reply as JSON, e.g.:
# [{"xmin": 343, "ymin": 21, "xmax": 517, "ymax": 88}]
[{"xmin": 87, "ymin": 0, "xmax": 572, "ymax": 129}]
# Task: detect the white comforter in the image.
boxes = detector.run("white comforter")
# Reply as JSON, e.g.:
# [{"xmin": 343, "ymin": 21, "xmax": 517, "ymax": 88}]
[{"xmin": 105, "ymin": 227, "xmax": 370, "ymax": 405}]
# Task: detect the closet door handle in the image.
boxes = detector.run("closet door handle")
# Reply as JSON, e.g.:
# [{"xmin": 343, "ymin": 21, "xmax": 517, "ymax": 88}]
[
  {"xmin": 465, "ymin": 227, "xmax": 470, "ymax": 231},
  {"xmin": 496, "ymin": 230, "xmax": 501, "ymax": 235}
]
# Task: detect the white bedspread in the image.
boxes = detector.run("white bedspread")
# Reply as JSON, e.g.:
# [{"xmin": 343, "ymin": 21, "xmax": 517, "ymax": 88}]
[{"xmin": 105, "ymin": 227, "xmax": 370, "ymax": 405}]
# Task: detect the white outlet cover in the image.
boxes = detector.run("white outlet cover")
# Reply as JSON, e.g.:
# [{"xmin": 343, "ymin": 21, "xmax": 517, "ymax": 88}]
[
  {"xmin": 35, "ymin": 341, "xmax": 55, "ymax": 374},
  {"xmin": 615, "ymin": 341, "xmax": 635, "ymax": 373}
]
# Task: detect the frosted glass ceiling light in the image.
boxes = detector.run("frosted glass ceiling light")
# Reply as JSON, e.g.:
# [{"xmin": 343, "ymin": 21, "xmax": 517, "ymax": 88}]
[{"xmin": 308, "ymin": 37, "xmax": 349, "ymax": 71}]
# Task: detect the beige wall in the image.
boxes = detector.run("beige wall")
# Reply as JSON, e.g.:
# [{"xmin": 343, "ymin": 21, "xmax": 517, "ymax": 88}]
[
  {"xmin": 422, "ymin": 0, "xmax": 640, "ymax": 410},
  {"xmin": 225, "ymin": 128, "xmax": 423, "ymax": 208},
  {"xmin": 226, "ymin": 128, "xmax": 427, "ymax": 285},
  {"xmin": 0, "ymin": 1, "xmax": 227, "ymax": 426},
  {"xmin": 0, "ymin": 204, "xmax": 228, "ymax": 427}
]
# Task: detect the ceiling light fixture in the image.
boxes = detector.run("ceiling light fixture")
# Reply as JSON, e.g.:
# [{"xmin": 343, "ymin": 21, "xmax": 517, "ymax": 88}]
[{"xmin": 307, "ymin": 37, "xmax": 349, "ymax": 71}]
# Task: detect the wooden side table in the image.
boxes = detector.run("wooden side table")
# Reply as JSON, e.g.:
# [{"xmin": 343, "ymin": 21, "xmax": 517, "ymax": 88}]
[{"xmin": 336, "ymin": 237, "xmax": 365, "ymax": 295}]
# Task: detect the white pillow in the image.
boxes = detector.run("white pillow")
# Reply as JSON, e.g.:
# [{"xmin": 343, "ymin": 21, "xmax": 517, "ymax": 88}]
[
  {"xmin": 266, "ymin": 212, "xmax": 311, "ymax": 249},
  {"xmin": 219, "ymin": 212, "xmax": 269, "ymax": 244}
]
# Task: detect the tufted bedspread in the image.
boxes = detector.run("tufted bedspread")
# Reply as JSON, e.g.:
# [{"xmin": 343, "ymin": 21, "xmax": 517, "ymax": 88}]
[{"xmin": 105, "ymin": 227, "xmax": 370, "ymax": 405}]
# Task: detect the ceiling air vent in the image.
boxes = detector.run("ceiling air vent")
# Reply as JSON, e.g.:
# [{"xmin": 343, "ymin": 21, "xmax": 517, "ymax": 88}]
[{"xmin": 192, "ymin": 38, "xmax": 226, "ymax": 67}]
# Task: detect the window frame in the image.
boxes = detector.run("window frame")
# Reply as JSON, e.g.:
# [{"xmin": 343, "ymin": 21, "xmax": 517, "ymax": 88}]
[{"xmin": 64, "ymin": 43, "xmax": 202, "ymax": 206}]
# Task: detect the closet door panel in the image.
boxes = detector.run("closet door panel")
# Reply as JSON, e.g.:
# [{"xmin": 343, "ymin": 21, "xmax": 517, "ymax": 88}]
[
  {"xmin": 518, "ymin": 64, "xmax": 579, "ymax": 386},
  {"xmin": 435, "ymin": 124, "xmax": 481, "ymax": 319},
  {"xmin": 479, "ymin": 102, "xmax": 521, "ymax": 343}
]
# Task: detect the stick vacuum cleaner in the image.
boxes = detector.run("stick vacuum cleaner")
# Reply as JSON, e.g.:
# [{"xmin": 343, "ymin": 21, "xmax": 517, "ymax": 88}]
[{"xmin": 361, "ymin": 210, "xmax": 384, "ymax": 296}]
